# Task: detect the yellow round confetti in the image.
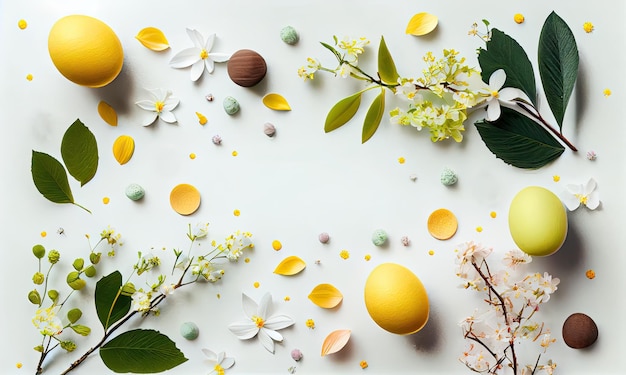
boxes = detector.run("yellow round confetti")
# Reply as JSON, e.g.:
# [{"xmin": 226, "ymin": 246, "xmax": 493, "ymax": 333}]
[
  {"xmin": 18, "ymin": 19, "xmax": 27, "ymax": 29},
  {"xmin": 26, "ymin": 74, "xmax": 33, "ymax": 81},
  {"xmin": 189, "ymin": 153, "xmax": 196, "ymax": 160},
  {"xmin": 232, "ymin": 150, "xmax": 238, "ymax": 157},
  {"xmin": 603, "ymin": 89, "xmax": 612, "ymax": 97},
  {"xmin": 513, "ymin": 13, "xmax": 525, "ymax": 24},
  {"xmin": 169, "ymin": 183, "xmax": 201, "ymax": 215},
  {"xmin": 272, "ymin": 240, "xmax": 282, "ymax": 251},
  {"xmin": 585, "ymin": 269, "xmax": 596, "ymax": 279},
  {"xmin": 398, "ymin": 157, "xmax": 406, "ymax": 164},
  {"xmin": 244, "ymin": 257, "xmax": 250, "ymax": 263},
  {"xmin": 364, "ymin": 254, "xmax": 371, "ymax": 261},
  {"xmin": 253, "ymin": 281, "xmax": 260, "ymax": 288},
  {"xmin": 427, "ymin": 208, "xmax": 458, "ymax": 240},
  {"xmin": 360, "ymin": 361, "xmax": 369, "ymax": 369},
  {"xmin": 41, "ymin": 231, "xmax": 47, "ymax": 237},
  {"xmin": 553, "ymin": 175, "xmax": 560, "ymax": 182},
  {"xmin": 490, "ymin": 211, "xmax": 497, "ymax": 218},
  {"xmin": 16, "ymin": 362, "xmax": 23, "ymax": 369},
  {"xmin": 102, "ymin": 197, "xmax": 110, "ymax": 204},
  {"xmin": 284, "ymin": 296, "xmax": 291, "ymax": 301},
  {"xmin": 583, "ymin": 22, "xmax": 594, "ymax": 33},
  {"xmin": 233, "ymin": 209, "xmax": 241, "ymax": 216},
  {"xmin": 476, "ymin": 226, "xmax": 483, "ymax": 233},
  {"xmin": 428, "ymin": 250, "xmax": 435, "ymax": 256},
  {"xmin": 340, "ymin": 250, "xmax": 350, "ymax": 259}
]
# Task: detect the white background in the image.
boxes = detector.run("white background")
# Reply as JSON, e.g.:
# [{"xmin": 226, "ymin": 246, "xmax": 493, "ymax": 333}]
[{"xmin": 1, "ymin": 0, "xmax": 624, "ymax": 374}]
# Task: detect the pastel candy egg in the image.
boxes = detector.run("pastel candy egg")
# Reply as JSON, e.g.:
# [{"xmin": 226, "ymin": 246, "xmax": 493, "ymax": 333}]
[{"xmin": 125, "ymin": 183, "xmax": 145, "ymax": 201}]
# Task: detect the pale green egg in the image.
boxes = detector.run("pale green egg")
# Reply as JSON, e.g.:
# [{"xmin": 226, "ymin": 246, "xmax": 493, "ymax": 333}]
[{"xmin": 508, "ymin": 186, "xmax": 567, "ymax": 256}]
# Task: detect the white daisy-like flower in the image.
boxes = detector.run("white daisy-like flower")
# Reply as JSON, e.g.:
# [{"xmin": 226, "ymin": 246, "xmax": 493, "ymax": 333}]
[
  {"xmin": 169, "ymin": 29, "xmax": 230, "ymax": 81},
  {"xmin": 135, "ymin": 88, "xmax": 179, "ymax": 126},
  {"xmin": 228, "ymin": 292, "xmax": 294, "ymax": 353},
  {"xmin": 202, "ymin": 349, "xmax": 235, "ymax": 375},
  {"xmin": 482, "ymin": 69, "xmax": 533, "ymax": 121},
  {"xmin": 561, "ymin": 178, "xmax": 600, "ymax": 211}
]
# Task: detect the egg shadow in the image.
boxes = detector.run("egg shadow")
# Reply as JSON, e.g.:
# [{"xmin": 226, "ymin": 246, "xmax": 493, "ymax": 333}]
[
  {"xmin": 90, "ymin": 59, "xmax": 135, "ymax": 115},
  {"xmin": 405, "ymin": 305, "xmax": 442, "ymax": 353}
]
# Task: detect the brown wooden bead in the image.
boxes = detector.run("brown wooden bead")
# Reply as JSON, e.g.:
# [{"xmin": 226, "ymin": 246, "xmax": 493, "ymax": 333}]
[
  {"xmin": 227, "ymin": 49, "xmax": 267, "ymax": 87},
  {"xmin": 562, "ymin": 313, "xmax": 598, "ymax": 349}
]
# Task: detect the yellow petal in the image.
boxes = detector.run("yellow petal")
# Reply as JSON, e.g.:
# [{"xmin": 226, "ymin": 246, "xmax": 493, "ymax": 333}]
[
  {"xmin": 308, "ymin": 283, "xmax": 343, "ymax": 308},
  {"xmin": 135, "ymin": 27, "xmax": 170, "ymax": 51},
  {"xmin": 98, "ymin": 101, "xmax": 118, "ymax": 126},
  {"xmin": 112, "ymin": 135, "xmax": 135, "ymax": 165},
  {"xmin": 170, "ymin": 183, "xmax": 201, "ymax": 215},
  {"xmin": 273, "ymin": 256, "xmax": 306, "ymax": 276},
  {"xmin": 262, "ymin": 93, "xmax": 291, "ymax": 111},
  {"xmin": 405, "ymin": 13, "xmax": 439, "ymax": 36},
  {"xmin": 195, "ymin": 112, "xmax": 208, "ymax": 125},
  {"xmin": 321, "ymin": 329, "xmax": 351, "ymax": 356}
]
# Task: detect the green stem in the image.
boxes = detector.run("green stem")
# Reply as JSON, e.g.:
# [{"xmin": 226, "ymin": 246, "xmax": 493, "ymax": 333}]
[
  {"xmin": 516, "ymin": 102, "xmax": 577, "ymax": 152},
  {"xmin": 72, "ymin": 202, "xmax": 91, "ymax": 214}
]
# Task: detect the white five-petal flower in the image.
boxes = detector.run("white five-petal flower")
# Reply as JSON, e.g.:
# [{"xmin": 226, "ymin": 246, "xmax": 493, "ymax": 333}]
[
  {"xmin": 135, "ymin": 88, "xmax": 179, "ymax": 126},
  {"xmin": 228, "ymin": 292, "xmax": 294, "ymax": 354},
  {"xmin": 169, "ymin": 29, "xmax": 230, "ymax": 81},
  {"xmin": 561, "ymin": 178, "xmax": 600, "ymax": 211},
  {"xmin": 202, "ymin": 349, "xmax": 235, "ymax": 375},
  {"xmin": 482, "ymin": 69, "xmax": 533, "ymax": 121}
]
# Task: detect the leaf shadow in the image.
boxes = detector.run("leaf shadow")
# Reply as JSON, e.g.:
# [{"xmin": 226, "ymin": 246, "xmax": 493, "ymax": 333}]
[{"xmin": 573, "ymin": 57, "xmax": 589, "ymax": 137}]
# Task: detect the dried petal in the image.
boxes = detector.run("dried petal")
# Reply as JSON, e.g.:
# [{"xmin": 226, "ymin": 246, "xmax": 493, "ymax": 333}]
[
  {"xmin": 135, "ymin": 27, "xmax": 170, "ymax": 51},
  {"xmin": 112, "ymin": 135, "xmax": 135, "ymax": 165},
  {"xmin": 274, "ymin": 256, "xmax": 306, "ymax": 276},
  {"xmin": 97, "ymin": 101, "xmax": 117, "ymax": 126},
  {"xmin": 405, "ymin": 13, "xmax": 439, "ymax": 36},
  {"xmin": 262, "ymin": 93, "xmax": 291, "ymax": 111},
  {"xmin": 308, "ymin": 284, "xmax": 343, "ymax": 308},
  {"xmin": 321, "ymin": 329, "xmax": 351, "ymax": 356}
]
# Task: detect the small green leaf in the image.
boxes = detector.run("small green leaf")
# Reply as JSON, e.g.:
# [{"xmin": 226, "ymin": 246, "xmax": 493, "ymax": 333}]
[
  {"xmin": 475, "ymin": 107, "xmax": 565, "ymax": 169},
  {"xmin": 362, "ymin": 90, "xmax": 385, "ymax": 143},
  {"xmin": 31, "ymin": 151, "xmax": 74, "ymax": 205},
  {"xmin": 95, "ymin": 271, "xmax": 131, "ymax": 331},
  {"xmin": 100, "ymin": 329, "xmax": 188, "ymax": 373},
  {"xmin": 61, "ymin": 119, "xmax": 99, "ymax": 186},
  {"xmin": 70, "ymin": 324, "xmax": 91, "ymax": 336},
  {"xmin": 377, "ymin": 36, "xmax": 399, "ymax": 85},
  {"xmin": 67, "ymin": 308, "xmax": 82, "ymax": 324},
  {"xmin": 324, "ymin": 91, "xmax": 363, "ymax": 133},
  {"xmin": 478, "ymin": 29, "xmax": 537, "ymax": 105},
  {"xmin": 320, "ymin": 41, "xmax": 341, "ymax": 60},
  {"xmin": 538, "ymin": 11, "xmax": 579, "ymax": 129}
]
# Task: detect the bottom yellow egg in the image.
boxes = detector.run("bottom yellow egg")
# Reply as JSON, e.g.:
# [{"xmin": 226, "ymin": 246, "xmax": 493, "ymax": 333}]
[{"xmin": 364, "ymin": 263, "xmax": 429, "ymax": 335}]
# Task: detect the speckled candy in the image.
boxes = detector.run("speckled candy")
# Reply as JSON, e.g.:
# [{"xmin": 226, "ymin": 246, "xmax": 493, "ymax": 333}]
[
  {"xmin": 440, "ymin": 167, "xmax": 458, "ymax": 186},
  {"xmin": 223, "ymin": 96, "xmax": 240, "ymax": 115},
  {"xmin": 371, "ymin": 229, "xmax": 388, "ymax": 246},
  {"xmin": 125, "ymin": 183, "xmax": 145, "ymax": 201},
  {"xmin": 180, "ymin": 322, "xmax": 199, "ymax": 340},
  {"xmin": 280, "ymin": 26, "xmax": 299, "ymax": 45},
  {"xmin": 562, "ymin": 313, "xmax": 598, "ymax": 349},
  {"xmin": 227, "ymin": 49, "xmax": 267, "ymax": 87}
]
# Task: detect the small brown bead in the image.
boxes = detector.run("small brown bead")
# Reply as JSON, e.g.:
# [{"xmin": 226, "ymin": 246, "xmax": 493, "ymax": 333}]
[
  {"xmin": 227, "ymin": 49, "xmax": 267, "ymax": 87},
  {"xmin": 562, "ymin": 313, "xmax": 598, "ymax": 349}
]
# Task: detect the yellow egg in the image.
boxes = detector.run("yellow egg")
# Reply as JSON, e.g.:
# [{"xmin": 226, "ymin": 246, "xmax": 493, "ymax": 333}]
[
  {"xmin": 364, "ymin": 263, "xmax": 429, "ymax": 335},
  {"xmin": 48, "ymin": 15, "xmax": 123, "ymax": 87},
  {"xmin": 508, "ymin": 186, "xmax": 567, "ymax": 256}
]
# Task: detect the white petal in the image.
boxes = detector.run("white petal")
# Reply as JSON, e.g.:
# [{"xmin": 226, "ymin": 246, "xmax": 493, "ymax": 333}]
[
  {"xmin": 257, "ymin": 293, "xmax": 272, "ymax": 319},
  {"xmin": 163, "ymin": 97, "xmax": 179, "ymax": 111},
  {"xmin": 210, "ymin": 52, "xmax": 231, "ymax": 63},
  {"xmin": 135, "ymin": 100, "xmax": 156, "ymax": 111},
  {"xmin": 159, "ymin": 111, "xmax": 177, "ymax": 123},
  {"xmin": 264, "ymin": 315, "xmax": 295, "ymax": 331},
  {"xmin": 202, "ymin": 348, "xmax": 217, "ymax": 361},
  {"xmin": 141, "ymin": 113, "xmax": 158, "ymax": 126},
  {"xmin": 561, "ymin": 192, "xmax": 581, "ymax": 211},
  {"xmin": 186, "ymin": 28, "xmax": 204, "ymax": 48},
  {"xmin": 489, "ymin": 69, "xmax": 506, "ymax": 91},
  {"xmin": 262, "ymin": 328, "xmax": 283, "ymax": 342},
  {"xmin": 565, "ymin": 183, "xmax": 583, "ymax": 195},
  {"xmin": 228, "ymin": 321, "xmax": 259, "ymax": 340},
  {"xmin": 204, "ymin": 33, "xmax": 216, "ymax": 51},
  {"xmin": 586, "ymin": 191, "xmax": 600, "ymax": 210},
  {"xmin": 190, "ymin": 60, "xmax": 205, "ymax": 81},
  {"xmin": 242, "ymin": 293, "xmax": 257, "ymax": 319},
  {"xmin": 486, "ymin": 101, "xmax": 501, "ymax": 121},
  {"xmin": 584, "ymin": 178, "xmax": 597, "ymax": 195},
  {"xmin": 498, "ymin": 87, "xmax": 530, "ymax": 103},
  {"xmin": 169, "ymin": 48, "xmax": 201, "ymax": 68},
  {"xmin": 221, "ymin": 356, "xmax": 235, "ymax": 369},
  {"xmin": 216, "ymin": 351, "xmax": 225, "ymax": 364},
  {"xmin": 147, "ymin": 88, "xmax": 166, "ymax": 101},
  {"xmin": 257, "ymin": 328, "xmax": 275, "ymax": 353},
  {"xmin": 205, "ymin": 59, "xmax": 215, "ymax": 74}
]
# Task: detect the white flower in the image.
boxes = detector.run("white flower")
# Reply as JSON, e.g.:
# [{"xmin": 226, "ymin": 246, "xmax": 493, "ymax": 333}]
[
  {"xmin": 131, "ymin": 290, "xmax": 152, "ymax": 312},
  {"xmin": 561, "ymin": 178, "xmax": 600, "ymax": 211},
  {"xmin": 202, "ymin": 349, "xmax": 235, "ymax": 375},
  {"xmin": 502, "ymin": 249, "xmax": 532, "ymax": 269},
  {"xmin": 192, "ymin": 223, "xmax": 209, "ymax": 239},
  {"xmin": 159, "ymin": 283, "xmax": 176, "ymax": 296},
  {"xmin": 32, "ymin": 306, "xmax": 63, "ymax": 336},
  {"xmin": 482, "ymin": 69, "xmax": 533, "ymax": 121},
  {"xmin": 337, "ymin": 36, "xmax": 370, "ymax": 62},
  {"xmin": 228, "ymin": 292, "xmax": 294, "ymax": 353},
  {"xmin": 169, "ymin": 29, "xmax": 230, "ymax": 81},
  {"xmin": 135, "ymin": 88, "xmax": 179, "ymax": 126},
  {"xmin": 337, "ymin": 62, "xmax": 355, "ymax": 78}
]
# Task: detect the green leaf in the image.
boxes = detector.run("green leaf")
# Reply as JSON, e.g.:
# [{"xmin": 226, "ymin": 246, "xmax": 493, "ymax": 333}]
[
  {"xmin": 31, "ymin": 151, "xmax": 74, "ymax": 204},
  {"xmin": 320, "ymin": 41, "xmax": 341, "ymax": 60},
  {"xmin": 362, "ymin": 90, "xmax": 385, "ymax": 143},
  {"xmin": 478, "ymin": 29, "xmax": 537, "ymax": 105},
  {"xmin": 377, "ymin": 36, "xmax": 399, "ymax": 85},
  {"xmin": 95, "ymin": 271, "xmax": 131, "ymax": 331},
  {"xmin": 61, "ymin": 119, "xmax": 98, "ymax": 186},
  {"xmin": 324, "ymin": 91, "xmax": 363, "ymax": 133},
  {"xmin": 475, "ymin": 107, "xmax": 565, "ymax": 169},
  {"xmin": 538, "ymin": 11, "xmax": 579, "ymax": 129},
  {"xmin": 100, "ymin": 329, "xmax": 188, "ymax": 373}
]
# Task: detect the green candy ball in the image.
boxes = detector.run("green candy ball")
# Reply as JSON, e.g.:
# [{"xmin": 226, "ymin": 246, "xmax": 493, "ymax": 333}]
[
  {"xmin": 371, "ymin": 229, "xmax": 388, "ymax": 246},
  {"xmin": 180, "ymin": 322, "xmax": 199, "ymax": 340},
  {"xmin": 280, "ymin": 26, "xmax": 299, "ymax": 45}
]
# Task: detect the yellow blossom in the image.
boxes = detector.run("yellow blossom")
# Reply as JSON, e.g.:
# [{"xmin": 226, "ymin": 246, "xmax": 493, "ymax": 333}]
[
  {"xmin": 340, "ymin": 250, "xmax": 350, "ymax": 259},
  {"xmin": 305, "ymin": 319, "xmax": 315, "ymax": 329},
  {"xmin": 583, "ymin": 22, "xmax": 594, "ymax": 33},
  {"xmin": 514, "ymin": 14, "xmax": 525, "ymax": 24}
]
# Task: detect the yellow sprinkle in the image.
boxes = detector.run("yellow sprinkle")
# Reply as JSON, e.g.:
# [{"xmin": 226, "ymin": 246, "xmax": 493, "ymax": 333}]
[
  {"xmin": 189, "ymin": 153, "xmax": 196, "ymax": 159},
  {"xmin": 232, "ymin": 150, "xmax": 238, "ymax": 157},
  {"xmin": 360, "ymin": 360, "xmax": 368, "ymax": 369},
  {"xmin": 26, "ymin": 74, "xmax": 33, "ymax": 81},
  {"xmin": 476, "ymin": 226, "xmax": 483, "ymax": 233},
  {"xmin": 40, "ymin": 231, "xmax": 47, "ymax": 237},
  {"xmin": 340, "ymin": 250, "xmax": 350, "ymax": 259},
  {"xmin": 585, "ymin": 269, "xmax": 596, "ymax": 279},
  {"xmin": 603, "ymin": 88, "xmax": 612, "ymax": 97},
  {"xmin": 305, "ymin": 319, "xmax": 315, "ymax": 329},
  {"xmin": 364, "ymin": 254, "xmax": 371, "ymax": 261},
  {"xmin": 217, "ymin": 293, "xmax": 221, "ymax": 299},
  {"xmin": 18, "ymin": 19, "xmax": 27, "ymax": 29},
  {"xmin": 583, "ymin": 22, "xmax": 594, "ymax": 33},
  {"xmin": 244, "ymin": 257, "xmax": 250, "ymax": 263},
  {"xmin": 253, "ymin": 281, "xmax": 260, "ymax": 288},
  {"xmin": 272, "ymin": 240, "xmax": 282, "ymax": 251},
  {"xmin": 195, "ymin": 112, "xmax": 208, "ymax": 125},
  {"xmin": 233, "ymin": 209, "xmax": 240, "ymax": 216},
  {"xmin": 490, "ymin": 211, "xmax": 497, "ymax": 218},
  {"xmin": 553, "ymin": 175, "xmax": 560, "ymax": 182},
  {"xmin": 103, "ymin": 197, "xmax": 110, "ymax": 204},
  {"xmin": 284, "ymin": 296, "xmax": 291, "ymax": 301},
  {"xmin": 398, "ymin": 157, "xmax": 405, "ymax": 164},
  {"xmin": 428, "ymin": 250, "xmax": 435, "ymax": 256},
  {"xmin": 513, "ymin": 13, "xmax": 525, "ymax": 24}
]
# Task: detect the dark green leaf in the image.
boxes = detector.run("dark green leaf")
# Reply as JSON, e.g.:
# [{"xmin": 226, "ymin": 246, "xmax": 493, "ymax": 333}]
[
  {"xmin": 538, "ymin": 11, "xmax": 579, "ymax": 129},
  {"xmin": 31, "ymin": 151, "xmax": 74, "ymax": 204},
  {"xmin": 95, "ymin": 271, "xmax": 131, "ymax": 331},
  {"xmin": 61, "ymin": 119, "xmax": 98, "ymax": 186},
  {"xmin": 475, "ymin": 107, "xmax": 565, "ymax": 169},
  {"xmin": 324, "ymin": 91, "xmax": 363, "ymax": 133},
  {"xmin": 478, "ymin": 29, "xmax": 537, "ymax": 105},
  {"xmin": 100, "ymin": 329, "xmax": 187, "ymax": 373},
  {"xmin": 362, "ymin": 90, "xmax": 385, "ymax": 143},
  {"xmin": 377, "ymin": 36, "xmax": 399, "ymax": 85}
]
